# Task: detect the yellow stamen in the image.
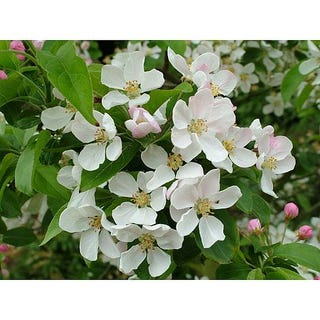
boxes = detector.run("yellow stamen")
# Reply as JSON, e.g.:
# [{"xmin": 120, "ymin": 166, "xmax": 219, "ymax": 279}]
[
  {"xmin": 132, "ymin": 191, "xmax": 150, "ymax": 208},
  {"xmin": 210, "ymin": 83, "xmax": 221, "ymax": 97},
  {"xmin": 124, "ymin": 80, "xmax": 140, "ymax": 99},
  {"xmin": 167, "ymin": 153, "xmax": 183, "ymax": 171},
  {"xmin": 262, "ymin": 156, "xmax": 278, "ymax": 170},
  {"xmin": 94, "ymin": 128, "xmax": 108, "ymax": 144},
  {"xmin": 222, "ymin": 139, "xmax": 236, "ymax": 154},
  {"xmin": 187, "ymin": 119, "xmax": 208, "ymax": 135},
  {"xmin": 194, "ymin": 198, "xmax": 212, "ymax": 217},
  {"xmin": 139, "ymin": 233, "xmax": 155, "ymax": 251},
  {"xmin": 89, "ymin": 215, "xmax": 102, "ymax": 231}
]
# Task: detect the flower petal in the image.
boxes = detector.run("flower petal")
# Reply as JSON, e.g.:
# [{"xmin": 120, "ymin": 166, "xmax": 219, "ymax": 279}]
[
  {"xmin": 169, "ymin": 205, "xmax": 188, "ymax": 223},
  {"xmin": 80, "ymin": 229, "xmax": 99, "ymax": 261},
  {"xmin": 156, "ymin": 229, "xmax": 183, "ymax": 250},
  {"xmin": 190, "ymin": 52, "xmax": 220, "ymax": 74},
  {"xmin": 147, "ymin": 247, "xmax": 171, "ymax": 277},
  {"xmin": 199, "ymin": 216, "xmax": 225, "ymax": 248},
  {"xmin": 101, "ymin": 65, "xmax": 126, "ymax": 89},
  {"xmin": 210, "ymin": 70, "xmax": 237, "ymax": 96},
  {"xmin": 78, "ymin": 143, "xmax": 106, "ymax": 171},
  {"xmin": 112, "ymin": 202, "xmax": 137, "ymax": 225},
  {"xmin": 230, "ymin": 148, "xmax": 257, "ymax": 168},
  {"xmin": 106, "ymin": 136, "xmax": 122, "ymax": 161},
  {"xmin": 109, "ymin": 172, "xmax": 138, "ymax": 197},
  {"xmin": 273, "ymin": 154, "xmax": 295, "ymax": 174},
  {"xmin": 59, "ymin": 207, "xmax": 89, "ymax": 233},
  {"xmin": 211, "ymin": 186, "xmax": 242, "ymax": 209},
  {"xmin": 172, "ymin": 100, "xmax": 192, "ymax": 129},
  {"xmin": 171, "ymin": 184, "xmax": 198, "ymax": 210},
  {"xmin": 124, "ymin": 51, "xmax": 145, "ymax": 83},
  {"xmin": 102, "ymin": 91, "xmax": 129, "ymax": 110},
  {"xmin": 111, "ymin": 224, "xmax": 142, "ymax": 242},
  {"xmin": 199, "ymin": 134, "xmax": 228, "ymax": 163},
  {"xmin": 128, "ymin": 93, "xmax": 150, "ymax": 107},
  {"xmin": 150, "ymin": 187, "xmax": 167, "ymax": 211},
  {"xmin": 120, "ymin": 244, "xmax": 146, "ymax": 274},
  {"xmin": 299, "ymin": 58, "xmax": 319, "ymax": 75},
  {"xmin": 261, "ymin": 170, "xmax": 277, "ymax": 198},
  {"xmin": 198, "ymin": 169, "xmax": 220, "ymax": 198},
  {"xmin": 141, "ymin": 144, "xmax": 168, "ymax": 169},
  {"xmin": 167, "ymin": 47, "xmax": 189, "ymax": 76},
  {"xmin": 176, "ymin": 209, "xmax": 199, "ymax": 236},
  {"xmin": 41, "ymin": 106, "xmax": 74, "ymax": 131},
  {"xmin": 171, "ymin": 127, "xmax": 192, "ymax": 149},
  {"xmin": 176, "ymin": 162, "xmax": 204, "ymax": 180},
  {"xmin": 141, "ymin": 69, "xmax": 164, "ymax": 92},
  {"xmin": 147, "ymin": 165, "xmax": 175, "ymax": 190},
  {"xmin": 57, "ymin": 166, "xmax": 78, "ymax": 189},
  {"xmin": 99, "ymin": 229, "xmax": 120, "ymax": 259},
  {"xmin": 130, "ymin": 207, "xmax": 157, "ymax": 225}
]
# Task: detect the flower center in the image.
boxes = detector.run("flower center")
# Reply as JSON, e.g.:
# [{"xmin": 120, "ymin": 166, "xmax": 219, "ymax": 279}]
[
  {"xmin": 194, "ymin": 198, "xmax": 212, "ymax": 217},
  {"xmin": 273, "ymin": 100, "xmax": 280, "ymax": 107},
  {"xmin": 89, "ymin": 215, "xmax": 102, "ymax": 231},
  {"xmin": 222, "ymin": 139, "xmax": 236, "ymax": 154},
  {"xmin": 132, "ymin": 190, "xmax": 150, "ymax": 208},
  {"xmin": 124, "ymin": 80, "xmax": 140, "ymax": 99},
  {"xmin": 94, "ymin": 128, "xmax": 108, "ymax": 144},
  {"xmin": 262, "ymin": 156, "xmax": 278, "ymax": 170},
  {"xmin": 139, "ymin": 233, "xmax": 155, "ymax": 252},
  {"xmin": 167, "ymin": 153, "xmax": 183, "ymax": 171},
  {"xmin": 65, "ymin": 102, "xmax": 76, "ymax": 114},
  {"xmin": 58, "ymin": 154, "xmax": 73, "ymax": 167},
  {"xmin": 187, "ymin": 119, "xmax": 208, "ymax": 136},
  {"xmin": 240, "ymin": 73, "xmax": 248, "ymax": 81},
  {"xmin": 210, "ymin": 83, "xmax": 221, "ymax": 97}
]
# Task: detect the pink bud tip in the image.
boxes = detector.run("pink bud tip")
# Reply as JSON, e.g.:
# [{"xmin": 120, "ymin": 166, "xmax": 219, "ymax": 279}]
[
  {"xmin": 9, "ymin": 40, "xmax": 26, "ymax": 61},
  {"xmin": 297, "ymin": 225, "xmax": 313, "ymax": 240},
  {"xmin": 0, "ymin": 244, "xmax": 9, "ymax": 253},
  {"xmin": 0, "ymin": 70, "xmax": 8, "ymax": 80},
  {"xmin": 247, "ymin": 218, "xmax": 263, "ymax": 235},
  {"xmin": 314, "ymin": 276, "xmax": 320, "ymax": 280},
  {"xmin": 284, "ymin": 202, "xmax": 299, "ymax": 219}
]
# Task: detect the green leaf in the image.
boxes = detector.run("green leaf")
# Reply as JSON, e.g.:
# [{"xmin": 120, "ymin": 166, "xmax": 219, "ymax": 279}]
[
  {"xmin": 3, "ymin": 227, "xmax": 37, "ymax": 246},
  {"xmin": 0, "ymin": 189, "xmax": 28, "ymax": 218},
  {"xmin": 41, "ymin": 40, "xmax": 69, "ymax": 54},
  {"xmin": 296, "ymin": 83, "xmax": 314, "ymax": 113},
  {"xmin": 0, "ymin": 41, "xmax": 20, "ymax": 69},
  {"xmin": 216, "ymin": 263, "xmax": 252, "ymax": 280},
  {"xmin": 273, "ymin": 243, "xmax": 320, "ymax": 273},
  {"xmin": 281, "ymin": 63, "xmax": 306, "ymax": 104},
  {"xmin": 173, "ymin": 236, "xmax": 201, "ymax": 265},
  {"xmin": 0, "ymin": 153, "xmax": 17, "ymax": 185},
  {"xmin": 265, "ymin": 267, "xmax": 305, "ymax": 280},
  {"xmin": 251, "ymin": 194, "xmax": 271, "ymax": 224},
  {"xmin": 37, "ymin": 41, "xmax": 95, "ymax": 124},
  {"xmin": 144, "ymin": 89, "xmax": 180, "ymax": 114},
  {"xmin": 165, "ymin": 40, "xmax": 186, "ymax": 55},
  {"xmin": 247, "ymin": 268, "xmax": 265, "ymax": 280},
  {"xmin": 81, "ymin": 142, "xmax": 140, "ymax": 191},
  {"xmin": 174, "ymin": 82, "xmax": 194, "ymax": 93},
  {"xmin": 0, "ymin": 217, "xmax": 7, "ymax": 234},
  {"xmin": 40, "ymin": 204, "xmax": 67, "ymax": 246},
  {"xmin": 88, "ymin": 63, "xmax": 109, "ymax": 97}
]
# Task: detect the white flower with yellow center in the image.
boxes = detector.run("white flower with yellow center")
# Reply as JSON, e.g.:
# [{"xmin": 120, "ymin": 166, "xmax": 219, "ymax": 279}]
[
  {"xmin": 171, "ymin": 88, "xmax": 235, "ymax": 163},
  {"xmin": 111, "ymin": 224, "xmax": 183, "ymax": 277},
  {"xmin": 108, "ymin": 172, "xmax": 167, "ymax": 226},
  {"xmin": 170, "ymin": 169, "xmax": 242, "ymax": 248},
  {"xmin": 59, "ymin": 187, "xmax": 120, "ymax": 261},
  {"xmin": 141, "ymin": 144, "xmax": 204, "ymax": 190},
  {"xmin": 256, "ymin": 133, "xmax": 296, "ymax": 198},
  {"xmin": 101, "ymin": 51, "xmax": 164, "ymax": 109},
  {"xmin": 71, "ymin": 110, "xmax": 122, "ymax": 171},
  {"xmin": 232, "ymin": 63, "xmax": 259, "ymax": 93},
  {"xmin": 263, "ymin": 92, "xmax": 291, "ymax": 117},
  {"xmin": 299, "ymin": 41, "xmax": 320, "ymax": 85},
  {"xmin": 211, "ymin": 126, "xmax": 257, "ymax": 173}
]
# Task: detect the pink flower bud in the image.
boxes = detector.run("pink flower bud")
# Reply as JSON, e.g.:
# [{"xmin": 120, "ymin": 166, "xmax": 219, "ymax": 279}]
[
  {"xmin": 284, "ymin": 202, "xmax": 299, "ymax": 219},
  {"xmin": 314, "ymin": 275, "xmax": 320, "ymax": 280},
  {"xmin": 297, "ymin": 225, "xmax": 313, "ymax": 240},
  {"xmin": 0, "ymin": 244, "xmax": 9, "ymax": 253},
  {"xmin": 247, "ymin": 218, "xmax": 263, "ymax": 235},
  {"xmin": 0, "ymin": 70, "xmax": 8, "ymax": 80},
  {"xmin": 9, "ymin": 40, "xmax": 26, "ymax": 61},
  {"xmin": 32, "ymin": 40, "xmax": 45, "ymax": 50}
]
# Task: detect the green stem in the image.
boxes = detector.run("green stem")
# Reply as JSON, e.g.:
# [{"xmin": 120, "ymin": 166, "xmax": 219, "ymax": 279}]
[{"xmin": 281, "ymin": 220, "xmax": 289, "ymax": 243}]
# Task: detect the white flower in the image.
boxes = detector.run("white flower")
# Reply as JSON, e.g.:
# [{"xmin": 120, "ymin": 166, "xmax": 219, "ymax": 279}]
[
  {"xmin": 111, "ymin": 224, "xmax": 183, "ymax": 277},
  {"xmin": 57, "ymin": 150, "xmax": 82, "ymax": 189},
  {"xmin": 141, "ymin": 144, "xmax": 204, "ymax": 190},
  {"xmin": 249, "ymin": 118, "xmax": 274, "ymax": 147},
  {"xmin": 170, "ymin": 169, "xmax": 242, "ymax": 248},
  {"xmin": 171, "ymin": 88, "xmax": 235, "ymax": 163},
  {"xmin": 211, "ymin": 126, "xmax": 257, "ymax": 173},
  {"xmin": 215, "ymin": 40, "xmax": 245, "ymax": 61},
  {"xmin": 59, "ymin": 187, "xmax": 120, "ymax": 261},
  {"xmin": 108, "ymin": 172, "xmax": 166, "ymax": 225},
  {"xmin": 71, "ymin": 110, "xmax": 122, "ymax": 171},
  {"xmin": 299, "ymin": 41, "xmax": 320, "ymax": 85},
  {"xmin": 256, "ymin": 133, "xmax": 296, "ymax": 198},
  {"xmin": 263, "ymin": 92, "xmax": 291, "ymax": 117},
  {"xmin": 101, "ymin": 51, "xmax": 164, "ymax": 109},
  {"xmin": 232, "ymin": 63, "xmax": 259, "ymax": 93}
]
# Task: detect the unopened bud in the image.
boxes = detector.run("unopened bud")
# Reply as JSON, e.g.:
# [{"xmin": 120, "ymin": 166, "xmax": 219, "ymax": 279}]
[
  {"xmin": 0, "ymin": 244, "xmax": 9, "ymax": 253},
  {"xmin": 247, "ymin": 218, "xmax": 263, "ymax": 235},
  {"xmin": 284, "ymin": 202, "xmax": 299, "ymax": 220},
  {"xmin": 314, "ymin": 275, "xmax": 320, "ymax": 280},
  {"xmin": 0, "ymin": 70, "xmax": 8, "ymax": 80},
  {"xmin": 297, "ymin": 225, "xmax": 313, "ymax": 240},
  {"xmin": 9, "ymin": 40, "xmax": 26, "ymax": 61}
]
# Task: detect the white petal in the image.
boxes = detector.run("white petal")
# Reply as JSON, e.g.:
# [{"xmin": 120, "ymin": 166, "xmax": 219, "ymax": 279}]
[
  {"xmin": 109, "ymin": 172, "xmax": 138, "ymax": 197},
  {"xmin": 177, "ymin": 138, "xmax": 202, "ymax": 162},
  {"xmin": 68, "ymin": 188, "xmax": 96, "ymax": 207},
  {"xmin": 141, "ymin": 69, "xmax": 164, "ymax": 92},
  {"xmin": 128, "ymin": 93, "xmax": 150, "ymax": 107},
  {"xmin": 106, "ymin": 136, "xmax": 122, "ymax": 161},
  {"xmin": 199, "ymin": 216, "xmax": 225, "ymax": 248},
  {"xmin": 269, "ymin": 136, "xmax": 293, "ymax": 160},
  {"xmin": 80, "ymin": 229, "xmax": 99, "ymax": 261},
  {"xmin": 211, "ymin": 186, "xmax": 242, "ymax": 209},
  {"xmin": 192, "ymin": 70, "xmax": 208, "ymax": 88},
  {"xmin": 199, "ymin": 134, "xmax": 228, "ymax": 163},
  {"xmin": 150, "ymin": 187, "xmax": 167, "ymax": 211},
  {"xmin": 71, "ymin": 117, "xmax": 97, "ymax": 143},
  {"xmin": 190, "ymin": 52, "xmax": 220, "ymax": 74},
  {"xmin": 261, "ymin": 170, "xmax": 277, "ymax": 198},
  {"xmin": 171, "ymin": 184, "xmax": 198, "ymax": 210},
  {"xmin": 156, "ymin": 230, "xmax": 183, "ymax": 250},
  {"xmin": 101, "ymin": 65, "xmax": 126, "ymax": 89},
  {"xmin": 124, "ymin": 51, "xmax": 145, "ymax": 83},
  {"xmin": 99, "ymin": 229, "xmax": 120, "ymax": 259},
  {"xmin": 111, "ymin": 224, "xmax": 142, "ymax": 242},
  {"xmin": 120, "ymin": 245, "xmax": 146, "ymax": 274},
  {"xmin": 176, "ymin": 209, "xmax": 199, "ymax": 236},
  {"xmin": 137, "ymin": 171, "xmax": 154, "ymax": 192},
  {"xmin": 169, "ymin": 205, "xmax": 187, "ymax": 223},
  {"xmin": 102, "ymin": 113, "xmax": 117, "ymax": 138},
  {"xmin": 230, "ymin": 148, "xmax": 257, "ymax": 168},
  {"xmin": 142, "ymin": 224, "xmax": 169, "ymax": 237},
  {"xmin": 141, "ymin": 144, "xmax": 167, "ymax": 169},
  {"xmin": 59, "ymin": 207, "xmax": 89, "ymax": 233},
  {"xmin": 299, "ymin": 58, "xmax": 319, "ymax": 75},
  {"xmin": 172, "ymin": 100, "xmax": 192, "ymax": 129},
  {"xmin": 176, "ymin": 162, "xmax": 204, "ymax": 180},
  {"xmin": 147, "ymin": 165, "xmax": 175, "ymax": 190},
  {"xmin": 212, "ymin": 157, "xmax": 233, "ymax": 173},
  {"xmin": 198, "ymin": 169, "xmax": 220, "ymax": 198},
  {"xmin": 131, "ymin": 207, "xmax": 157, "ymax": 225},
  {"xmin": 41, "ymin": 106, "xmax": 74, "ymax": 131},
  {"xmin": 210, "ymin": 70, "xmax": 237, "ymax": 96},
  {"xmin": 112, "ymin": 202, "xmax": 137, "ymax": 225},
  {"xmin": 171, "ymin": 127, "xmax": 192, "ymax": 149},
  {"xmin": 189, "ymin": 89, "xmax": 214, "ymax": 119},
  {"xmin": 78, "ymin": 143, "xmax": 106, "ymax": 171},
  {"xmin": 147, "ymin": 247, "xmax": 171, "ymax": 277},
  {"xmin": 57, "ymin": 166, "xmax": 77, "ymax": 189},
  {"xmin": 102, "ymin": 91, "xmax": 129, "ymax": 110},
  {"xmin": 273, "ymin": 154, "xmax": 295, "ymax": 174},
  {"xmin": 167, "ymin": 47, "xmax": 189, "ymax": 76}
]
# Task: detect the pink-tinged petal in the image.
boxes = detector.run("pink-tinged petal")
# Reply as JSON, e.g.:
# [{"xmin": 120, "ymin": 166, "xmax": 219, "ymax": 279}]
[
  {"xmin": 261, "ymin": 170, "xmax": 277, "ymax": 198},
  {"xmin": 124, "ymin": 51, "xmax": 145, "ymax": 83},
  {"xmin": 80, "ymin": 229, "xmax": 99, "ymax": 261},
  {"xmin": 156, "ymin": 229, "xmax": 183, "ymax": 250},
  {"xmin": 59, "ymin": 207, "xmax": 89, "ymax": 233},
  {"xmin": 299, "ymin": 58, "xmax": 319, "ymax": 75},
  {"xmin": 230, "ymin": 127, "xmax": 252, "ymax": 148},
  {"xmin": 192, "ymin": 71, "xmax": 209, "ymax": 88},
  {"xmin": 167, "ymin": 47, "xmax": 189, "ymax": 76},
  {"xmin": 141, "ymin": 69, "xmax": 164, "ymax": 92},
  {"xmin": 128, "ymin": 93, "xmax": 150, "ymax": 107},
  {"xmin": 112, "ymin": 202, "xmax": 136, "ymax": 225},
  {"xmin": 147, "ymin": 247, "xmax": 171, "ymax": 277},
  {"xmin": 171, "ymin": 127, "xmax": 192, "ymax": 149},
  {"xmin": 141, "ymin": 144, "xmax": 168, "ymax": 169},
  {"xmin": 131, "ymin": 123, "xmax": 154, "ymax": 138},
  {"xmin": 199, "ymin": 134, "xmax": 228, "ymax": 163},
  {"xmin": 211, "ymin": 186, "xmax": 242, "ymax": 209},
  {"xmin": 176, "ymin": 209, "xmax": 199, "ymax": 236},
  {"xmin": 106, "ymin": 136, "xmax": 122, "ymax": 161},
  {"xmin": 171, "ymin": 184, "xmax": 198, "ymax": 210},
  {"xmin": 172, "ymin": 100, "xmax": 192, "ymax": 129},
  {"xmin": 120, "ymin": 245, "xmax": 146, "ymax": 274},
  {"xmin": 150, "ymin": 187, "xmax": 167, "ymax": 211},
  {"xmin": 131, "ymin": 206, "xmax": 157, "ymax": 225},
  {"xmin": 169, "ymin": 205, "xmax": 187, "ymax": 223},
  {"xmin": 199, "ymin": 216, "xmax": 225, "ymax": 248},
  {"xmin": 189, "ymin": 88, "xmax": 215, "ymax": 119},
  {"xmin": 273, "ymin": 154, "xmax": 295, "ymax": 174},
  {"xmin": 111, "ymin": 224, "xmax": 142, "ymax": 242},
  {"xmin": 190, "ymin": 52, "xmax": 220, "ymax": 74},
  {"xmin": 230, "ymin": 148, "xmax": 257, "ymax": 168},
  {"xmin": 99, "ymin": 229, "xmax": 120, "ymax": 259},
  {"xmin": 257, "ymin": 133, "xmax": 271, "ymax": 155},
  {"xmin": 176, "ymin": 162, "xmax": 204, "ymax": 180},
  {"xmin": 269, "ymin": 136, "xmax": 293, "ymax": 160},
  {"xmin": 109, "ymin": 172, "xmax": 138, "ymax": 197},
  {"xmin": 210, "ymin": 70, "xmax": 237, "ymax": 96},
  {"xmin": 41, "ymin": 106, "xmax": 74, "ymax": 131},
  {"xmin": 78, "ymin": 143, "xmax": 106, "ymax": 171},
  {"xmin": 198, "ymin": 169, "xmax": 220, "ymax": 198},
  {"xmin": 147, "ymin": 165, "xmax": 175, "ymax": 191},
  {"xmin": 101, "ymin": 65, "xmax": 126, "ymax": 89},
  {"xmin": 212, "ymin": 157, "xmax": 233, "ymax": 173},
  {"xmin": 102, "ymin": 90, "xmax": 129, "ymax": 110}
]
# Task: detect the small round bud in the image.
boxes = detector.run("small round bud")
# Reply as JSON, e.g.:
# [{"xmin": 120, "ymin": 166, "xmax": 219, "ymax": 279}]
[
  {"xmin": 314, "ymin": 275, "xmax": 320, "ymax": 280},
  {"xmin": 247, "ymin": 218, "xmax": 263, "ymax": 235},
  {"xmin": 284, "ymin": 202, "xmax": 299, "ymax": 220},
  {"xmin": 297, "ymin": 225, "xmax": 313, "ymax": 240},
  {"xmin": 0, "ymin": 244, "xmax": 9, "ymax": 253},
  {"xmin": 0, "ymin": 70, "xmax": 8, "ymax": 80},
  {"xmin": 9, "ymin": 40, "xmax": 26, "ymax": 61}
]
